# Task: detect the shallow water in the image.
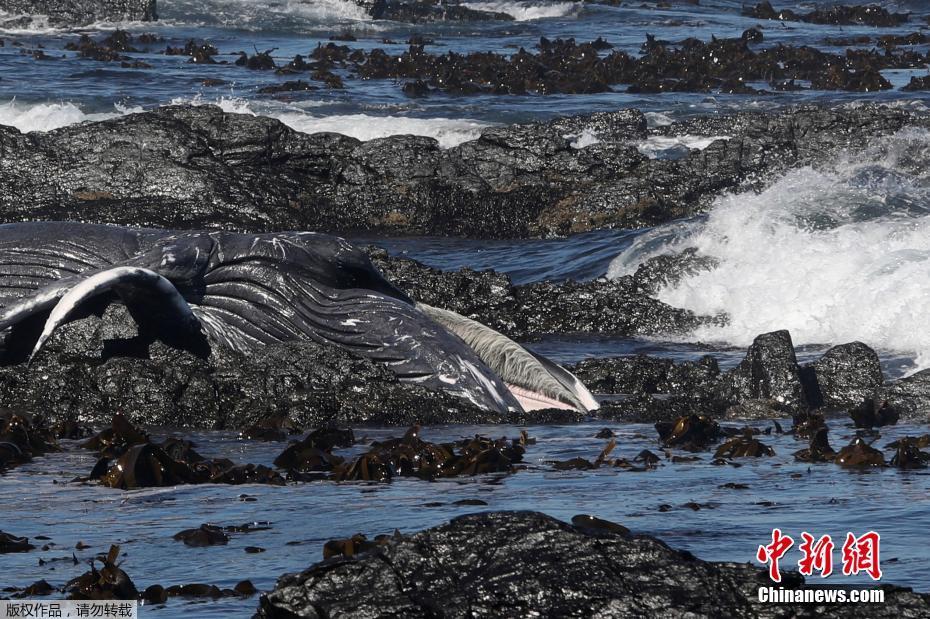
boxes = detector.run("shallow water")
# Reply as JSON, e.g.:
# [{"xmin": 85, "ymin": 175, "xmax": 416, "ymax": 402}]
[
  {"xmin": 1, "ymin": 0, "xmax": 930, "ymax": 138},
  {"xmin": 1, "ymin": 419, "xmax": 928, "ymax": 614}
]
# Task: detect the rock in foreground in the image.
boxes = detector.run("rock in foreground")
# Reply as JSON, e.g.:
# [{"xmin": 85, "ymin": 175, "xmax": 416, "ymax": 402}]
[{"xmin": 256, "ymin": 511, "xmax": 928, "ymax": 618}]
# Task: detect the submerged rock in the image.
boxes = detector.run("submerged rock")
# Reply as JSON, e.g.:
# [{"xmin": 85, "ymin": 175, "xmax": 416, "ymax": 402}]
[
  {"xmin": 256, "ymin": 511, "xmax": 930, "ymax": 618},
  {"xmin": 0, "ymin": 531, "xmax": 35, "ymax": 553}
]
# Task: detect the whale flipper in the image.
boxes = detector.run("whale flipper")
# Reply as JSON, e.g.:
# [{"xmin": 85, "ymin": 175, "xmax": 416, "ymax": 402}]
[{"xmin": 416, "ymin": 303, "xmax": 599, "ymax": 413}]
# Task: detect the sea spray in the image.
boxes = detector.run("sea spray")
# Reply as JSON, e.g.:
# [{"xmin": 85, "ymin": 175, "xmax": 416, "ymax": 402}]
[
  {"xmin": 0, "ymin": 100, "xmax": 142, "ymax": 132},
  {"xmin": 609, "ymin": 127, "xmax": 930, "ymax": 370}
]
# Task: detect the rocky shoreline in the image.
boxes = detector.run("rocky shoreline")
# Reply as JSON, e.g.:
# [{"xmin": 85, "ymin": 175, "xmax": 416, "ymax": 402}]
[
  {"xmin": 2, "ymin": 103, "xmax": 926, "ymax": 238},
  {"xmin": 3, "ymin": 241, "xmax": 928, "ymax": 428},
  {"xmin": 256, "ymin": 511, "xmax": 930, "ymax": 618}
]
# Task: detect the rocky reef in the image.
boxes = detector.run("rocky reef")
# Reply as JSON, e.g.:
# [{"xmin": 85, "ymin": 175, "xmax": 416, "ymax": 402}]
[
  {"xmin": 574, "ymin": 329, "xmax": 903, "ymax": 423},
  {"xmin": 256, "ymin": 511, "xmax": 929, "ymax": 618},
  {"xmin": 0, "ymin": 0, "xmax": 156, "ymax": 26},
  {"xmin": 1, "ymin": 103, "xmax": 925, "ymax": 238},
  {"xmin": 744, "ymin": 2, "xmax": 909, "ymax": 27}
]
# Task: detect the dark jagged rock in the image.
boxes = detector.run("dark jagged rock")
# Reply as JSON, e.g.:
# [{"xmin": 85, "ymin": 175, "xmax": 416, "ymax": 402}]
[
  {"xmin": 717, "ymin": 330, "xmax": 808, "ymax": 412},
  {"xmin": 370, "ymin": 249, "xmax": 708, "ymax": 339},
  {"xmin": 256, "ymin": 511, "xmax": 930, "ymax": 618},
  {"xmin": 877, "ymin": 369, "xmax": 930, "ymax": 421},
  {"xmin": 571, "ymin": 354, "xmax": 720, "ymax": 396},
  {"xmin": 165, "ymin": 40, "xmax": 218, "ymax": 64},
  {"xmin": 903, "ymin": 75, "xmax": 930, "ymax": 92},
  {"xmin": 597, "ymin": 393, "xmax": 717, "ymax": 424},
  {"xmin": 1, "ymin": 103, "xmax": 926, "ymax": 238},
  {"xmin": 0, "ymin": 0, "xmax": 156, "ymax": 26},
  {"xmin": 0, "ymin": 305, "xmax": 501, "ymax": 429},
  {"xmin": 743, "ymin": 2, "xmax": 909, "ymax": 27},
  {"xmin": 173, "ymin": 524, "xmax": 230, "ymax": 547},
  {"xmin": 631, "ymin": 248, "xmax": 718, "ymax": 295},
  {"xmin": 355, "ymin": 0, "xmax": 513, "ymax": 22},
  {"xmin": 802, "ymin": 342, "xmax": 883, "ymax": 410},
  {"xmin": 236, "ymin": 50, "xmax": 276, "ymax": 70}
]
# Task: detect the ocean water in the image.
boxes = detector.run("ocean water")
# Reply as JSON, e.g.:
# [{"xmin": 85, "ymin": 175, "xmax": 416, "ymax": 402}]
[
  {"xmin": 2, "ymin": 0, "xmax": 930, "ymax": 613},
  {"xmin": 2, "ymin": 420, "xmax": 928, "ymax": 615}
]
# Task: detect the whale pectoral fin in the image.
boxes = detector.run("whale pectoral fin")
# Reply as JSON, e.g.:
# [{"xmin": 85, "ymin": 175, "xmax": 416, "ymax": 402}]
[
  {"xmin": 25, "ymin": 266, "xmax": 202, "ymax": 363},
  {"xmin": 416, "ymin": 303, "xmax": 599, "ymax": 413},
  {"xmin": 525, "ymin": 349, "xmax": 600, "ymax": 412}
]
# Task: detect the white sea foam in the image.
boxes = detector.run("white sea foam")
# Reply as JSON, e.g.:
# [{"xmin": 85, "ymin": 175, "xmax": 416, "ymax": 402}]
[
  {"xmin": 636, "ymin": 134, "xmax": 730, "ymax": 158},
  {"xmin": 462, "ymin": 1, "xmax": 579, "ymax": 21},
  {"xmin": 0, "ymin": 100, "xmax": 142, "ymax": 133},
  {"xmin": 162, "ymin": 0, "xmax": 371, "ymax": 30},
  {"xmin": 175, "ymin": 96, "xmax": 488, "ymax": 148},
  {"xmin": 645, "ymin": 111, "xmax": 675, "ymax": 127},
  {"xmin": 567, "ymin": 128, "xmax": 600, "ymax": 149},
  {"xmin": 609, "ymin": 127, "xmax": 930, "ymax": 371}
]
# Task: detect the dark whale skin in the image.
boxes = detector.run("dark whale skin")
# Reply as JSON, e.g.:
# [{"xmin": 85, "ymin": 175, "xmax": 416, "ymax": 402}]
[{"xmin": 0, "ymin": 222, "xmax": 521, "ymax": 414}]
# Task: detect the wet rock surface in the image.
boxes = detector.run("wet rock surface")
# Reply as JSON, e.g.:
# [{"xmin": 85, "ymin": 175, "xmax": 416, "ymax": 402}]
[
  {"xmin": 256, "ymin": 511, "xmax": 929, "ymax": 618},
  {"xmin": 744, "ymin": 2, "xmax": 909, "ymax": 27},
  {"xmin": 0, "ymin": 305, "xmax": 503, "ymax": 429},
  {"xmin": 802, "ymin": 342, "xmax": 884, "ymax": 409},
  {"xmin": 717, "ymin": 330, "xmax": 808, "ymax": 411},
  {"xmin": 572, "ymin": 330, "xmax": 930, "ymax": 423},
  {"xmin": 370, "ymin": 248, "xmax": 708, "ymax": 339},
  {"xmin": 0, "ymin": 0, "xmax": 156, "ymax": 26},
  {"xmin": 354, "ymin": 0, "xmax": 512, "ymax": 22},
  {"xmin": 1, "ymin": 103, "xmax": 926, "ymax": 238}
]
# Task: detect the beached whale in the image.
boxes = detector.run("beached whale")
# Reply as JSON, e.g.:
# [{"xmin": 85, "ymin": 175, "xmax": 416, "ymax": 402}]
[{"xmin": 0, "ymin": 222, "xmax": 597, "ymax": 415}]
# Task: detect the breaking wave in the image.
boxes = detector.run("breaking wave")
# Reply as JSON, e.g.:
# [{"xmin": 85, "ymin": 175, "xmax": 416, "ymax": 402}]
[
  {"xmin": 0, "ymin": 100, "xmax": 142, "ymax": 133},
  {"xmin": 609, "ymin": 127, "xmax": 930, "ymax": 370},
  {"xmin": 202, "ymin": 97, "xmax": 489, "ymax": 148}
]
